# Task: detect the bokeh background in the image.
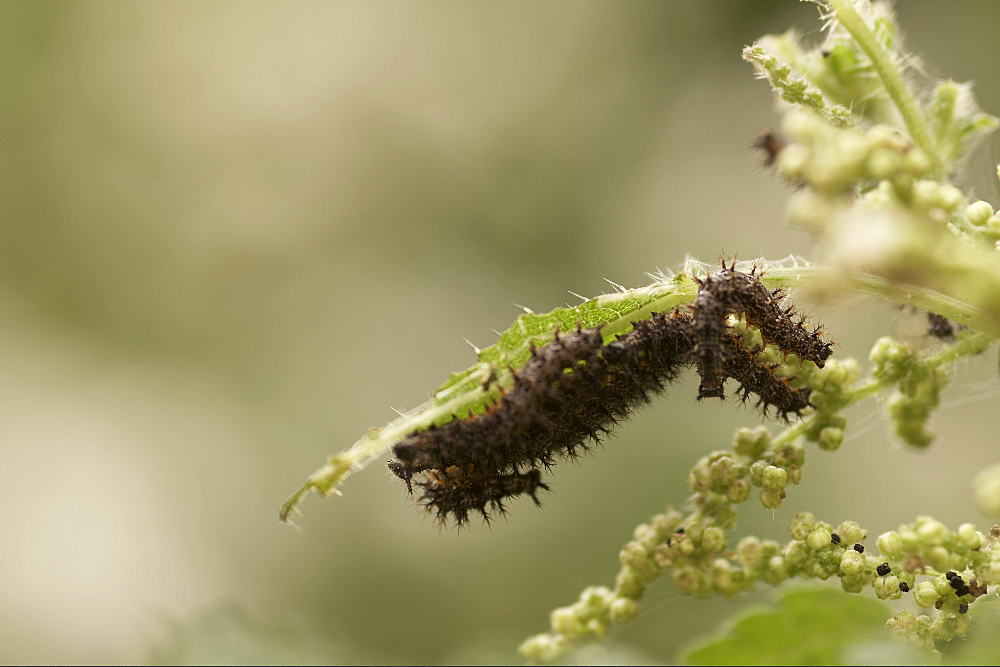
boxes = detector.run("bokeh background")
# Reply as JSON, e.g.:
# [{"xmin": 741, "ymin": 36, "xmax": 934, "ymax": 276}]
[{"xmin": 2, "ymin": 1, "xmax": 1000, "ymax": 664}]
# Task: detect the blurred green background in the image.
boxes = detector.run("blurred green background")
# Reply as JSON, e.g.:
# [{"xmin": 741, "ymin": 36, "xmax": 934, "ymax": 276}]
[{"xmin": 2, "ymin": 1, "xmax": 1000, "ymax": 664}]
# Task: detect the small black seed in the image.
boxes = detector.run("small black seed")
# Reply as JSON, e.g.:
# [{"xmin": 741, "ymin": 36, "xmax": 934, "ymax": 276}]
[
  {"xmin": 876, "ymin": 563, "xmax": 891, "ymax": 577},
  {"xmin": 853, "ymin": 544, "xmax": 864, "ymax": 553},
  {"xmin": 899, "ymin": 581, "xmax": 909, "ymax": 592},
  {"xmin": 831, "ymin": 533, "xmax": 841, "ymax": 544},
  {"xmin": 946, "ymin": 570, "xmax": 958, "ymax": 580},
  {"xmin": 935, "ymin": 599, "xmax": 944, "ymax": 609},
  {"xmin": 959, "ymin": 603, "xmax": 969, "ymax": 614}
]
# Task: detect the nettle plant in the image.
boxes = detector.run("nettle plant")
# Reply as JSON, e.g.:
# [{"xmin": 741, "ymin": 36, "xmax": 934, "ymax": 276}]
[{"xmin": 282, "ymin": 1, "xmax": 1000, "ymax": 662}]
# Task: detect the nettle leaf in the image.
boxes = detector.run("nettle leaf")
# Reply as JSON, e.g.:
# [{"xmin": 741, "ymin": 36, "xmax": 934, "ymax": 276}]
[{"xmin": 680, "ymin": 586, "xmax": 893, "ymax": 666}]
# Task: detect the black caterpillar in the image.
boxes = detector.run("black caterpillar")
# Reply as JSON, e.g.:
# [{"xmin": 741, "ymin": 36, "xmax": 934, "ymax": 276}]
[{"xmin": 388, "ymin": 263, "xmax": 833, "ymax": 526}]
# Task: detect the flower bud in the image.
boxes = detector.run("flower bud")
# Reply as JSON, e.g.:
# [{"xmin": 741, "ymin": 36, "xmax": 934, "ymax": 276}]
[
  {"xmin": 733, "ymin": 426, "xmax": 770, "ymax": 458},
  {"xmin": 916, "ymin": 517, "xmax": 949, "ymax": 546},
  {"xmin": 551, "ymin": 606, "xmax": 582, "ymax": 635},
  {"xmin": 887, "ymin": 611, "xmax": 918, "ymax": 637},
  {"xmin": 973, "ymin": 463, "xmax": 1000, "ymax": 518},
  {"xmin": 808, "ymin": 527, "xmax": 833, "ymax": 551},
  {"xmin": 877, "ymin": 531, "xmax": 902, "ymax": 557},
  {"xmin": 701, "ymin": 526, "xmax": 726, "ymax": 554},
  {"xmin": 609, "ymin": 597, "xmax": 638, "ymax": 623},
  {"xmin": 874, "ymin": 575, "xmax": 902, "ymax": 600},
  {"xmin": 836, "ymin": 521, "xmax": 865, "ymax": 545},
  {"xmin": 925, "ymin": 545, "xmax": 952, "ymax": 572},
  {"xmin": 762, "ymin": 466, "xmax": 787, "ymax": 490},
  {"xmin": 760, "ymin": 488, "xmax": 784, "ymax": 509},
  {"xmin": 727, "ymin": 478, "xmax": 751, "ymax": 503},
  {"xmin": 784, "ymin": 540, "xmax": 811, "ymax": 566},
  {"xmin": 790, "ymin": 512, "xmax": 816, "ymax": 541},
  {"xmin": 957, "ymin": 523, "xmax": 985, "ymax": 550},
  {"xmin": 967, "ymin": 200, "xmax": 994, "ymax": 226},
  {"xmin": 738, "ymin": 536, "xmax": 764, "ymax": 568},
  {"xmin": 913, "ymin": 581, "xmax": 938, "ymax": 608},
  {"xmin": 519, "ymin": 634, "xmax": 568, "ymax": 664},
  {"xmin": 672, "ymin": 566, "xmax": 702, "ymax": 595},
  {"xmin": 620, "ymin": 542, "xmax": 647, "ymax": 568},
  {"xmin": 840, "ymin": 550, "xmax": 865, "ymax": 576},
  {"xmin": 818, "ymin": 427, "xmax": 844, "ymax": 451}
]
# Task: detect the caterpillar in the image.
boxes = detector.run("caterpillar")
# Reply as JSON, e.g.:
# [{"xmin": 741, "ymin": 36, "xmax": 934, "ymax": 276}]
[{"xmin": 388, "ymin": 262, "xmax": 832, "ymax": 526}]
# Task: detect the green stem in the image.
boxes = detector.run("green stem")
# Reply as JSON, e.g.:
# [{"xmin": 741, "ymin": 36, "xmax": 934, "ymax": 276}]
[{"xmin": 826, "ymin": 0, "xmax": 939, "ymax": 174}]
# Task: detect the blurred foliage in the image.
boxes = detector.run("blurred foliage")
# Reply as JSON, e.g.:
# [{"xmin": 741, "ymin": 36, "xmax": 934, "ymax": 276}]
[{"xmin": 680, "ymin": 586, "xmax": 898, "ymax": 666}]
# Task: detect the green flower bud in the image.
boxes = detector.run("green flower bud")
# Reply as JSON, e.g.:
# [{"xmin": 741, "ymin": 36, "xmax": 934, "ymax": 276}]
[
  {"xmin": 702, "ymin": 527, "xmax": 726, "ymax": 554},
  {"xmin": 898, "ymin": 527, "xmax": 919, "ymax": 552},
  {"xmin": 837, "ymin": 521, "xmax": 865, "ymax": 545},
  {"xmin": 840, "ymin": 550, "xmax": 866, "ymax": 576},
  {"xmin": 673, "ymin": 566, "xmax": 702, "ymax": 596},
  {"xmin": 633, "ymin": 523, "xmax": 657, "ymax": 549},
  {"xmin": 934, "ymin": 614, "xmax": 959, "ymax": 641},
  {"xmin": 585, "ymin": 618, "xmax": 605, "ymax": 639},
  {"xmin": 913, "ymin": 581, "xmax": 939, "ymax": 607},
  {"xmin": 676, "ymin": 535, "xmax": 696, "ymax": 556},
  {"xmin": 686, "ymin": 522, "xmax": 704, "ymax": 544},
  {"xmin": 749, "ymin": 460, "xmax": 768, "ymax": 487},
  {"xmin": 551, "ymin": 606, "xmax": 582, "ymax": 635},
  {"xmin": 689, "ymin": 465, "xmax": 712, "ymax": 493},
  {"xmin": 967, "ymin": 200, "xmax": 994, "ymax": 226},
  {"xmin": 620, "ymin": 542, "xmax": 648, "ymax": 569},
  {"xmin": 615, "ymin": 568, "xmax": 643, "ymax": 599},
  {"xmin": 925, "ymin": 545, "xmax": 952, "ymax": 572},
  {"xmin": 519, "ymin": 634, "xmax": 568, "ymax": 664},
  {"xmin": 875, "ymin": 575, "xmax": 902, "ymax": 600},
  {"xmin": 877, "ymin": 531, "xmax": 902, "ymax": 557},
  {"xmin": 759, "ymin": 487, "xmax": 784, "ymax": 509},
  {"xmin": 727, "ymin": 478, "xmax": 751, "ymax": 504},
  {"xmin": 811, "ymin": 561, "xmax": 832, "ymax": 580},
  {"xmin": 936, "ymin": 184, "xmax": 964, "ymax": 212},
  {"xmin": 808, "ymin": 527, "xmax": 833, "ymax": 551},
  {"xmin": 733, "ymin": 426, "xmax": 770, "ymax": 458},
  {"xmin": 790, "ymin": 512, "xmax": 817, "ymax": 541},
  {"xmin": 714, "ymin": 504, "xmax": 738, "ymax": 529},
  {"xmin": 973, "ymin": 462, "xmax": 1000, "ymax": 518},
  {"xmin": 817, "ymin": 427, "xmax": 844, "ymax": 451},
  {"xmin": 905, "ymin": 149, "xmax": 931, "ymax": 176},
  {"xmin": 784, "ymin": 540, "xmax": 811, "ymax": 566},
  {"xmin": 762, "ymin": 466, "xmax": 787, "ymax": 490},
  {"xmin": 581, "ymin": 586, "xmax": 612, "ymax": 609},
  {"xmin": 609, "ymin": 597, "xmax": 638, "ymax": 623},
  {"xmin": 887, "ymin": 611, "xmax": 918, "ymax": 637},
  {"xmin": 653, "ymin": 544, "xmax": 674, "ymax": 569},
  {"xmin": 712, "ymin": 559, "xmax": 740, "ymax": 597},
  {"xmin": 766, "ymin": 555, "xmax": 789, "ymax": 584},
  {"xmin": 865, "ymin": 147, "xmax": 900, "ymax": 180},
  {"xmin": 651, "ymin": 508, "xmax": 683, "ymax": 539},
  {"xmin": 957, "ymin": 523, "xmax": 985, "ymax": 550},
  {"xmin": 841, "ymin": 575, "xmax": 864, "ymax": 593},
  {"xmin": 916, "ymin": 517, "xmax": 949, "ymax": 546},
  {"xmin": 934, "ymin": 576, "xmax": 954, "ymax": 597},
  {"xmin": 738, "ymin": 536, "xmax": 763, "ymax": 568}
]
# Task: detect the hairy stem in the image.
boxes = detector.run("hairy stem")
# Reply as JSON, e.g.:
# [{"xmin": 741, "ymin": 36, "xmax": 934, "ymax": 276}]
[{"xmin": 826, "ymin": 0, "xmax": 938, "ymax": 174}]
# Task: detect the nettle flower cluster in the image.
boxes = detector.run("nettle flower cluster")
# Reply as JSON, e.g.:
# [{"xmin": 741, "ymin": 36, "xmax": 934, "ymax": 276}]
[
  {"xmin": 520, "ymin": 336, "xmax": 997, "ymax": 662},
  {"xmin": 523, "ymin": 0, "xmax": 1000, "ymax": 661}
]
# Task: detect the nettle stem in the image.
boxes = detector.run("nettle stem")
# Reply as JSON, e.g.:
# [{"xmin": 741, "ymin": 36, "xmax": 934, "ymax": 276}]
[{"xmin": 826, "ymin": 0, "xmax": 939, "ymax": 174}]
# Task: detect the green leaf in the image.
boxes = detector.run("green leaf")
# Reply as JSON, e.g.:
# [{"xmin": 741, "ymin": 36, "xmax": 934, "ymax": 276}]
[{"xmin": 680, "ymin": 586, "xmax": 892, "ymax": 666}]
